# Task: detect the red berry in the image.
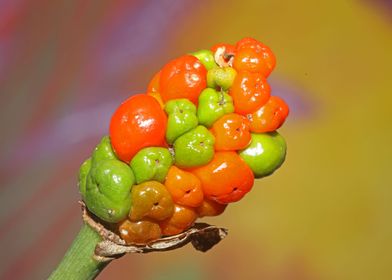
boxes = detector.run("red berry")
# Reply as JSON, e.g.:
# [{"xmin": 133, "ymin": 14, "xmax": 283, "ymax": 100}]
[
  {"xmin": 160, "ymin": 55, "xmax": 207, "ymax": 105},
  {"xmin": 229, "ymin": 71, "xmax": 271, "ymax": 115}
]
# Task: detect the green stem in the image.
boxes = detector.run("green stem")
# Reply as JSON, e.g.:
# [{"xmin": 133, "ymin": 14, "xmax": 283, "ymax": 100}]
[{"xmin": 48, "ymin": 223, "xmax": 110, "ymax": 280}]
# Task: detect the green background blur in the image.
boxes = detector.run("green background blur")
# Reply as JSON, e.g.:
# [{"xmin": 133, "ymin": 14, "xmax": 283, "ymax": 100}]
[{"xmin": 1, "ymin": 1, "xmax": 391, "ymax": 279}]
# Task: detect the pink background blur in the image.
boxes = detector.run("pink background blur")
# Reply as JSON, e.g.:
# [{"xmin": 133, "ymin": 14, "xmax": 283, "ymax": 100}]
[{"xmin": 1, "ymin": 1, "xmax": 392, "ymax": 279}]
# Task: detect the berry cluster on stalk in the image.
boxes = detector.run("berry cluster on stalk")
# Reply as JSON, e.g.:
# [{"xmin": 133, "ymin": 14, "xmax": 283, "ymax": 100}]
[{"xmin": 79, "ymin": 37, "xmax": 289, "ymax": 245}]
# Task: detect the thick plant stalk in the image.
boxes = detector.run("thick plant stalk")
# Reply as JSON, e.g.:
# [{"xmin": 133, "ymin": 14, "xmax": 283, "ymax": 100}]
[{"xmin": 48, "ymin": 223, "xmax": 109, "ymax": 280}]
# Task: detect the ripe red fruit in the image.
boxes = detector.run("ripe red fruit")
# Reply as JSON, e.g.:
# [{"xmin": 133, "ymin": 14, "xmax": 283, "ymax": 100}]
[
  {"xmin": 109, "ymin": 94, "xmax": 167, "ymax": 162},
  {"xmin": 159, "ymin": 55, "xmax": 207, "ymax": 105},
  {"xmin": 229, "ymin": 71, "xmax": 271, "ymax": 115}
]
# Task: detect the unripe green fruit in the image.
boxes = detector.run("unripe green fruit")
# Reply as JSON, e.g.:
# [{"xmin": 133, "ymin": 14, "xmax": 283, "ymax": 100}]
[
  {"xmin": 239, "ymin": 132, "xmax": 287, "ymax": 178},
  {"xmin": 78, "ymin": 158, "xmax": 92, "ymax": 199},
  {"xmin": 174, "ymin": 126, "xmax": 215, "ymax": 168},
  {"xmin": 92, "ymin": 135, "xmax": 117, "ymax": 164},
  {"xmin": 130, "ymin": 147, "xmax": 174, "ymax": 184},
  {"xmin": 191, "ymin": 49, "xmax": 217, "ymax": 70},
  {"xmin": 164, "ymin": 99, "xmax": 198, "ymax": 144},
  {"xmin": 197, "ymin": 88, "xmax": 234, "ymax": 128},
  {"xmin": 207, "ymin": 67, "xmax": 237, "ymax": 91},
  {"xmin": 85, "ymin": 159, "xmax": 135, "ymax": 223}
]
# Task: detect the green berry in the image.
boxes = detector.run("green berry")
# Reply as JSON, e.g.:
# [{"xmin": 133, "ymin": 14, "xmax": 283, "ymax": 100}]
[
  {"xmin": 197, "ymin": 88, "xmax": 234, "ymax": 128},
  {"xmin": 85, "ymin": 159, "xmax": 135, "ymax": 222},
  {"xmin": 78, "ymin": 158, "xmax": 92, "ymax": 199},
  {"xmin": 191, "ymin": 49, "xmax": 217, "ymax": 70},
  {"xmin": 207, "ymin": 67, "xmax": 237, "ymax": 90},
  {"xmin": 92, "ymin": 136, "xmax": 117, "ymax": 164},
  {"xmin": 130, "ymin": 147, "xmax": 174, "ymax": 184},
  {"xmin": 164, "ymin": 99, "xmax": 198, "ymax": 144},
  {"xmin": 174, "ymin": 126, "xmax": 215, "ymax": 168},
  {"xmin": 239, "ymin": 132, "xmax": 287, "ymax": 178}
]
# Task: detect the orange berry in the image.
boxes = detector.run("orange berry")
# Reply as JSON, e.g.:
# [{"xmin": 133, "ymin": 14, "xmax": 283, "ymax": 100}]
[
  {"xmin": 247, "ymin": 96, "xmax": 289, "ymax": 133},
  {"xmin": 210, "ymin": 113, "xmax": 251, "ymax": 151},
  {"xmin": 191, "ymin": 152, "xmax": 254, "ymax": 204},
  {"xmin": 164, "ymin": 166, "xmax": 204, "ymax": 208},
  {"xmin": 118, "ymin": 219, "xmax": 161, "ymax": 244},
  {"xmin": 159, "ymin": 204, "xmax": 198, "ymax": 236},
  {"xmin": 160, "ymin": 55, "xmax": 207, "ymax": 105},
  {"xmin": 233, "ymin": 37, "xmax": 276, "ymax": 77},
  {"xmin": 129, "ymin": 181, "xmax": 174, "ymax": 222},
  {"xmin": 197, "ymin": 199, "xmax": 227, "ymax": 218},
  {"xmin": 230, "ymin": 71, "xmax": 271, "ymax": 115}
]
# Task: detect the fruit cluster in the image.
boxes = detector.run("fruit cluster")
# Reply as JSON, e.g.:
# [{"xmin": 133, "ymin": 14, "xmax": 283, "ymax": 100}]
[{"xmin": 79, "ymin": 38, "xmax": 289, "ymax": 245}]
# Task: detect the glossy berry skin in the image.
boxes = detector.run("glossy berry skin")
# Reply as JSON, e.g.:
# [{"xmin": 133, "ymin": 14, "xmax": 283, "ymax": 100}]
[
  {"xmin": 210, "ymin": 113, "xmax": 251, "ymax": 151},
  {"xmin": 118, "ymin": 219, "xmax": 161, "ymax": 245},
  {"xmin": 239, "ymin": 132, "xmax": 287, "ymax": 178},
  {"xmin": 91, "ymin": 136, "xmax": 117, "ymax": 164},
  {"xmin": 207, "ymin": 67, "xmax": 237, "ymax": 91},
  {"xmin": 191, "ymin": 49, "xmax": 217, "ymax": 70},
  {"xmin": 164, "ymin": 166, "xmax": 204, "ymax": 208},
  {"xmin": 159, "ymin": 204, "xmax": 198, "ymax": 236},
  {"xmin": 196, "ymin": 198, "xmax": 227, "ymax": 218},
  {"xmin": 197, "ymin": 88, "xmax": 234, "ymax": 128},
  {"xmin": 173, "ymin": 126, "xmax": 215, "ymax": 168},
  {"xmin": 192, "ymin": 151, "xmax": 254, "ymax": 204},
  {"xmin": 109, "ymin": 94, "xmax": 167, "ymax": 163},
  {"xmin": 230, "ymin": 71, "xmax": 271, "ymax": 115},
  {"xmin": 247, "ymin": 96, "xmax": 289, "ymax": 133},
  {"xmin": 129, "ymin": 181, "xmax": 174, "ymax": 222},
  {"xmin": 130, "ymin": 147, "xmax": 173, "ymax": 184},
  {"xmin": 85, "ymin": 159, "xmax": 135, "ymax": 223},
  {"xmin": 233, "ymin": 37, "xmax": 276, "ymax": 77},
  {"xmin": 159, "ymin": 55, "xmax": 207, "ymax": 105},
  {"xmin": 164, "ymin": 99, "xmax": 198, "ymax": 145},
  {"xmin": 80, "ymin": 136, "xmax": 116, "ymax": 200}
]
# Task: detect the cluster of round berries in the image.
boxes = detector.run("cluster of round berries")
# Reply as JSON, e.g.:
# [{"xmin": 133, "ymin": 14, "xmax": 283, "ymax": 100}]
[{"xmin": 78, "ymin": 37, "xmax": 289, "ymax": 245}]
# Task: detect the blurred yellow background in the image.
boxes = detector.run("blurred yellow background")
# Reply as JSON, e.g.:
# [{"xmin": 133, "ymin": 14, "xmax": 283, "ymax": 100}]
[{"xmin": 0, "ymin": 0, "xmax": 391, "ymax": 279}]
